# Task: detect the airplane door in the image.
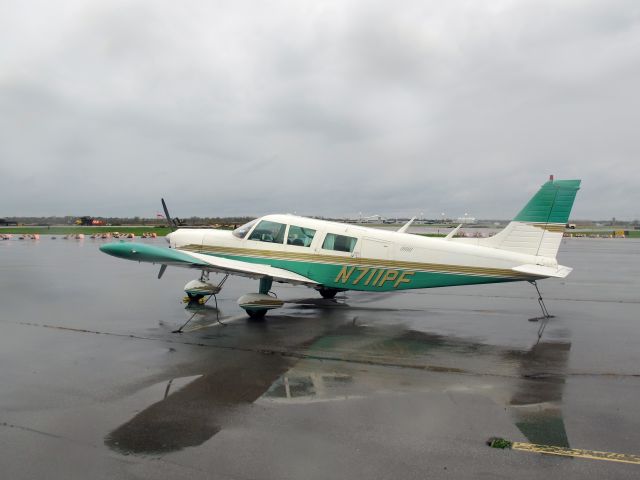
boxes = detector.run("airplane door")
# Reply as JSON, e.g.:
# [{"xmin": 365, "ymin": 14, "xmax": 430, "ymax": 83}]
[{"xmin": 360, "ymin": 237, "xmax": 391, "ymax": 260}]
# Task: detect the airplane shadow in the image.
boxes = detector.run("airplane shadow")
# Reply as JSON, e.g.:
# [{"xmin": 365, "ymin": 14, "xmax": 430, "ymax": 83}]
[{"xmin": 106, "ymin": 308, "xmax": 572, "ymax": 455}]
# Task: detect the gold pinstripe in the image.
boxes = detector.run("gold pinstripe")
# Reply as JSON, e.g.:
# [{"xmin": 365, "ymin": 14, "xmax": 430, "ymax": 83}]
[
  {"xmin": 240, "ymin": 299, "xmax": 283, "ymax": 306},
  {"xmin": 530, "ymin": 223, "xmax": 566, "ymax": 233}
]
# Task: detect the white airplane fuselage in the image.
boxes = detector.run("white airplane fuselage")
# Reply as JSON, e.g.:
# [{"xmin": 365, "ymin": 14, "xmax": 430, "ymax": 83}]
[{"xmin": 166, "ymin": 214, "xmax": 562, "ymax": 293}]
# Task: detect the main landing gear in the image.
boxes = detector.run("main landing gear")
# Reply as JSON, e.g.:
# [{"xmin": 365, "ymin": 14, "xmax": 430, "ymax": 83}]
[
  {"xmin": 315, "ymin": 286, "xmax": 344, "ymax": 299},
  {"xmin": 237, "ymin": 277, "xmax": 284, "ymax": 319}
]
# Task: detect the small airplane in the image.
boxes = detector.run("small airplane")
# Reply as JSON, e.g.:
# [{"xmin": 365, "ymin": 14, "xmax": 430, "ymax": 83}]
[{"xmin": 100, "ymin": 176, "xmax": 580, "ymax": 323}]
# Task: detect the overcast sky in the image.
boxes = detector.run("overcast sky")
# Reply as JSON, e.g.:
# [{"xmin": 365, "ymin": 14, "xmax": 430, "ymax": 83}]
[{"xmin": 1, "ymin": 0, "xmax": 639, "ymax": 219}]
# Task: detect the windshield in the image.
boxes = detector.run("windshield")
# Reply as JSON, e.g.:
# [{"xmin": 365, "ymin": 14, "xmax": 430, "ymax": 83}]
[
  {"xmin": 232, "ymin": 219, "xmax": 258, "ymax": 239},
  {"xmin": 248, "ymin": 220, "xmax": 286, "ymax": 244}
]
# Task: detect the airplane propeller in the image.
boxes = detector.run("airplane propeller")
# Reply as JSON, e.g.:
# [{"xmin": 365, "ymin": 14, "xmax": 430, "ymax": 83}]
[
  {"xmin": 161, "ymin": 198, "xmax": 181, "ymax": 231},
  {"xmin": 159, "ymin": 198, "xmax": 181, "ymax": 279}
]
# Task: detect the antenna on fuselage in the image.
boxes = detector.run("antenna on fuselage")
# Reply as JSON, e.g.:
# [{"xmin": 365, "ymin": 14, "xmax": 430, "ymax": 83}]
[
  {"xmin": 444, "ymin": 224, "xmax": 463, "ymax": 240},
  {"xmin": 397, "ymin": 217, "xmax": 416, "ymax": 233}
]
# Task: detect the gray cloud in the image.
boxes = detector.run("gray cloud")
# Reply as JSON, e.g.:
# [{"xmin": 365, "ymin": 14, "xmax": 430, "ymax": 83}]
[{"xmin": 1, "ymin": 0, "xmax": 639, "ymax": 219}]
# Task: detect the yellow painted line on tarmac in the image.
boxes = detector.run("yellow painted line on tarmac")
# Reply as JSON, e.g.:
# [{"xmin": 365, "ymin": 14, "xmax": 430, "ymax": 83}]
[{"xmin": 512, "ymin": 442, "xmax": 640, "ymax": 465}]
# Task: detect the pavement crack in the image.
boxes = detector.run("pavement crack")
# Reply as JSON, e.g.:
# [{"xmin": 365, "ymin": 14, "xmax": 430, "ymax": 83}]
[{"xmin": 0, "ymin": 421, "xmax": 63, "ymax": 439}]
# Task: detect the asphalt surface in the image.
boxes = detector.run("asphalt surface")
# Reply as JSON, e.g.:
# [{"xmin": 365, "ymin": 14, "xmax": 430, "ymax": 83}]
[{"xmin": 1, "ymin": 237, "xmax": 639, "ymax": 479}]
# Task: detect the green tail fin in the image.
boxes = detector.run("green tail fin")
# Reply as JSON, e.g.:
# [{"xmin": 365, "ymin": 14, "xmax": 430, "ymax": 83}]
[
  {"xmin": 475, "ymin": 178, "xmax": 581, "ymax": 258},
  {"xmin": 514, "ymin": 179, "xmax": 581, "ymax": 224}
]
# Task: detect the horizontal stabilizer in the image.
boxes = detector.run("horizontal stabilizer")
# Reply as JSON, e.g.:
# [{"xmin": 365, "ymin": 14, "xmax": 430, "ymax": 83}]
[{"xmin": 512, "ymin": 264, "xmax": 573, "ymax": 278}]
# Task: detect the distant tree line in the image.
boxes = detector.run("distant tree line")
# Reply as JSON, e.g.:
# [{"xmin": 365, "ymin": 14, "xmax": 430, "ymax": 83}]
[
  {"xmin": 3, "ymin": 216, "xmax": 257, "ymax": 226},
  {"xmin": 3, "ymin": 216, "xmax": 639, "ymax": 227}
]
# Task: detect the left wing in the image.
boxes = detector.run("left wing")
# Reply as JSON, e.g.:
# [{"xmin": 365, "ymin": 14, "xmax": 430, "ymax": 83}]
[{"xmin": 100, "ymin": 242, "xmax": 317, "ymax": 286}]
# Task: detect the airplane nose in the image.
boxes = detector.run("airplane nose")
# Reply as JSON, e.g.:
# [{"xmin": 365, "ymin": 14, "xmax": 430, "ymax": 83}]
[{"xmin": 165, "ymin": 232, "xmax": 172, "ymax": 245}]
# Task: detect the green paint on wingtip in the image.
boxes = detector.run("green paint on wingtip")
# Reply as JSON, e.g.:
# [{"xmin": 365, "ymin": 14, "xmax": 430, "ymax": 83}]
[
  {"xmin": 99, "ymin": 242, "xmax": 207, "ymax": 266},
  {"xmin": 514, "ymin": 179, "xmax": 581, "ymax": 224}
]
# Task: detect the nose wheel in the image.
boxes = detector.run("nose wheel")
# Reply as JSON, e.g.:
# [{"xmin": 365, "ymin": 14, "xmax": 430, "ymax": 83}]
[{"xmin": 187, "ymin": 293, "xmax": 204, "ymax": 300}]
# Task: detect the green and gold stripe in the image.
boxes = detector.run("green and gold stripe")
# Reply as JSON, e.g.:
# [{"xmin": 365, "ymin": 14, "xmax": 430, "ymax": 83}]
[
  {"xmin": 529, "ymin": 223, "xmax": 566, "ymax": 233},
  {"xmin": 179, "ymin": 244, "xmax": 530, "ymax": 280}
]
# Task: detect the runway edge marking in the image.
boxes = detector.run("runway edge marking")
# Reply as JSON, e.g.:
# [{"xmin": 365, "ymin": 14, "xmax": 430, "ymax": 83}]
[{"xmin": 510, "ymin": 441, "xmax": 640, "ymax": 465}]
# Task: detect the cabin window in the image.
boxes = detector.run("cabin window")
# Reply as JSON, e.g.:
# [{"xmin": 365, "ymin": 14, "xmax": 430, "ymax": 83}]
[
  {"xmin": 322, "ymin": 233, "xmax": 357, "ymax": 253},
  {"xmin": 287, "ymin": 225, "xmax": 316, "ymax": 247},
  {"xmin": 247, "ymin": 220, "xmax": 286, "ymax": 244},
  {"xmin": 232, "ymin": 219, "xmax": 258, "ymax": 239}
]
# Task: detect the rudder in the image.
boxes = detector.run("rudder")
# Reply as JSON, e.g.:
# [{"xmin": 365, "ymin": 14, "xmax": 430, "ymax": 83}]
[{"xmin": 478, "ymin": 178, "xmax": 581, "ymax": 258}]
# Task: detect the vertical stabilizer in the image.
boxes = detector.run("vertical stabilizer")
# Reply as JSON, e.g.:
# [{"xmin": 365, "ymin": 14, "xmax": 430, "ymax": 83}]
[{"xmin": 476, "ymin": 178, "xmax": 581, "ymax": 258}]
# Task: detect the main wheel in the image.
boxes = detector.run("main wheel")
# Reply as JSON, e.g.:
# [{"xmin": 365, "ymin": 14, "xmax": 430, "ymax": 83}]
[
  {"xmin": 318, "ymin": 287, "xmax": 339, "ymax": 299},
  {"xmin": 246, "ymin": 309, "xmax": 267, "ymax": 319},
  {"xmin": 187, "ymin": 293, "xmax": 204, "ymax": 301}
]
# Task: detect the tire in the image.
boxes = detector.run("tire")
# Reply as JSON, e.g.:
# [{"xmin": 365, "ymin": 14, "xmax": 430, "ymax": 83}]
[
  {"xmin": 246, "ymin": 309, "xmax": 267, "ymax": 319},
  {"xmin": 318, "ymin": 287, "xmax": 339, "ymax": 299}
]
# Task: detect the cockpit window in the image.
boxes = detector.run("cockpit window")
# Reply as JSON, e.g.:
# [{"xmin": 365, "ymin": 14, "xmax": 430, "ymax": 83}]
[
  {"xmin": 248, "ymin": 220, "xmax": 286, "ymax": 244},
  {"xmin": 322, "ymin": 233, "xmax": 357, "ymax": 253},
  {"xmin": 232, "ymin": 219, "xmax": 258, "ymax": 239},
  {"xmin": 287, "ymin": 225, "xmax": 316, "ymax": 247}
]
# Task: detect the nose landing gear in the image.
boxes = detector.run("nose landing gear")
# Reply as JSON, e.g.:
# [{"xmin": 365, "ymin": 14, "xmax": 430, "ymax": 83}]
[
  {"xmin": 174, "ymin": 272, "xmax": 228, "ymax": 333},
  {"xmin": 183, "ymin": 271, "xmax": 228, "ymax": 302}
]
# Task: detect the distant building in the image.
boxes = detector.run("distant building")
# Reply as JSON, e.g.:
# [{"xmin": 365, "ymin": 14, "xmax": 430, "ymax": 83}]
[
  {"xmin": 0, "ymin": 218, "xmax": 18, "ymax": 226},
  {"xmin": 75, "ymin": 216, "xmax": 105, "ymax": 226}
]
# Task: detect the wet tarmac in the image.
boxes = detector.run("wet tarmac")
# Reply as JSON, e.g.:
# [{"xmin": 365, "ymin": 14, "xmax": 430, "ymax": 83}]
[{"xmin": 1, "ymin": 237, "xmax": 639, "ymax": 478}]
